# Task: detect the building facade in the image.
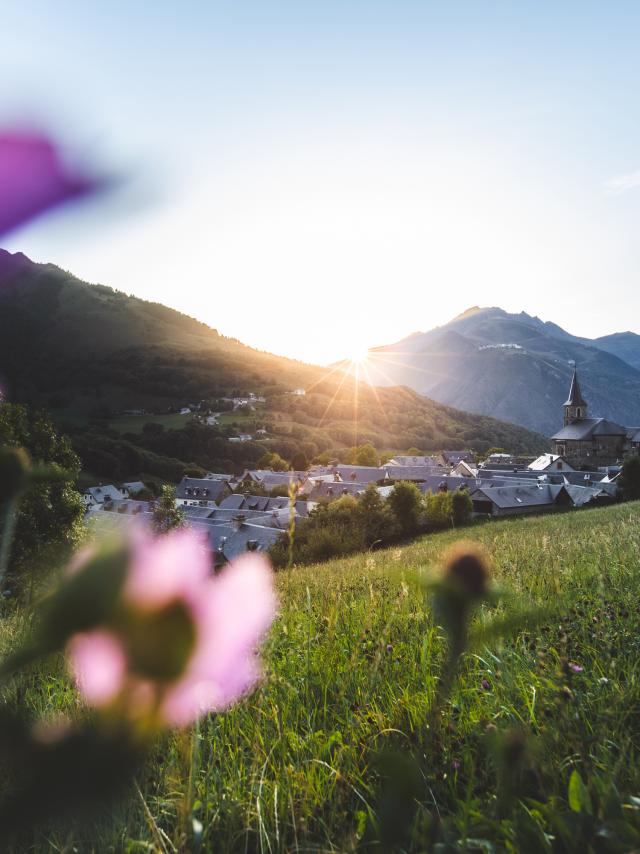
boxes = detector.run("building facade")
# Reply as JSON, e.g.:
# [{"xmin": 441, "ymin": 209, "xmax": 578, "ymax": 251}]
[{"xmin": 551, "ymin": 369, "xmax": 635, "ymax": 467}]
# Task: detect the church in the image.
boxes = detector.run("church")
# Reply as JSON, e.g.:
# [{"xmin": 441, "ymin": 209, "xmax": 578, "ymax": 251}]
[{"xmin": 551, "ymin": 368, "xmax": 640, "ymax": 467}]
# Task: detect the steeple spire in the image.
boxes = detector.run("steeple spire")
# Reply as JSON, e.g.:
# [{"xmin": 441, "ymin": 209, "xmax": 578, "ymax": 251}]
[
  {"xmin": 564, "ymin": 367, "xmax": 587, "ymax": 407},
  {"xmin": 563, "ymin": 366, "xmax": 588, "ymax": 425}
]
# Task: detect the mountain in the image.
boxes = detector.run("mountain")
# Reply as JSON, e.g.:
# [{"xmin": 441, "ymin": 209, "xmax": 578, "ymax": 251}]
[
  {"xmin": 593, "ymin": 332, "xmax": 640, "ymax": 372},
  {"xmin": 354, "ymin": 307, "xmax": 640, "ymax": 436},
  {"xmin": 0, "ymin": 251, "xmax": 545, "ymax": 466}
]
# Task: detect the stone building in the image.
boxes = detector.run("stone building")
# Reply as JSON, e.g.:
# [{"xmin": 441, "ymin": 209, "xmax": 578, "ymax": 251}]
[{"xmin": 551, "ymin": 368, "xmax": 632, "ymax": 467}]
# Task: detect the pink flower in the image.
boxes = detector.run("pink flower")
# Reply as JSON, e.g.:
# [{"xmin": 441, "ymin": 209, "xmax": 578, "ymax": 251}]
[
  {"xmin": 67, "ymin": 630, "xmax": 127, "ymax": 706},
  {"xmin": 0, "ymin": 131, "xmax": 100, "ymax": 237},
  {"xmin": 67, "ymin": 527, "xmax": 277, "ymax": 727}
]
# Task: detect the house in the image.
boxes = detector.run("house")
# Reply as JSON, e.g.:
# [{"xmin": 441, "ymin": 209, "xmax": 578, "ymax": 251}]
[
  {"xmin": 83, "ymin": 484, "xmax": 125, "ymax": 508},
  {"xmin": 175, "ymin": 476, "xmax": 231, "ymax": 506},
  {"xmin": 229, "ymin": 433, "xmax": 253, "ymax": 443},
  {"xmin": 470, "ymin": 484, "xmax": 573, "ymax": 517},
  {"xmin": 527, "ymin": 454, "xmax": 575, "ymax": 473},
  {"xmin": 450, "ymin": 460, "xmax": 479, "ymax": 478}
]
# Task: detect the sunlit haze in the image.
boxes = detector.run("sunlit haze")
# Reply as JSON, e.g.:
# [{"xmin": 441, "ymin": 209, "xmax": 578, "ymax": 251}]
[{"xmin": 2, "ymin": 2, "xmax": 640, "ymax": 365}]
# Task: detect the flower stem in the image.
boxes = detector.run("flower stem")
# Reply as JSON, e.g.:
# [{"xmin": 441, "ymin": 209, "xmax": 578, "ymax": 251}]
[{"xmin": 0, "ymin": 498, "xmax": 18, "ymax": 594}]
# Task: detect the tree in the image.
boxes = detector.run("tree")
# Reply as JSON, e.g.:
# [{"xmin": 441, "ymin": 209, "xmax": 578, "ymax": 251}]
[
  {"xmin": 290, "ymin": 451, "xmax": 308, "ymax": 472},
  {"xmin": 257, "ymin": 452, "xmax": 289, "ymax": 472},
  {"xmin": 388, "ymin": 481, "xmax": 424, "ymax": 537},
  {"xmin": 345, "ymin": 443, "xmax": 379, "ymax": 467},
  {"xmin": 619, "ymin": 455, "xmax": 640, "ymax": 502},
  {"xmin": 0, "ymin": 404, "xmax": 84, "ymax": 576},
  {"xmin": 151, "ymin": 486, "xmax": 185, "ymax": 534},
  {"xmin": 451, "ymin": 489, "xmax": 473, "ymax": 526},
  {"xmin": 358, "ymin": 484, "xmax": 397, "ymax": 546},
  {"xmin": 425, "ymin": 491, "xmax": 453, "ymax": 530}
]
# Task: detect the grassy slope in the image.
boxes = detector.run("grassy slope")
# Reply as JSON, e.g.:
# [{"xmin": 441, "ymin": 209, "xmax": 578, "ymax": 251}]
[{"xmin": 5, "ymin": 502, "xmax": 640, "ymax": 850}]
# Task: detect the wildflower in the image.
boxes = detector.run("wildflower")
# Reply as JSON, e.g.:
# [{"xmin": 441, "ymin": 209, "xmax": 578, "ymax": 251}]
[
  {"xmin": 569, "ymin": 663, "xmax": 584, "ymax": 674},
  {"xmin": 481, "ymin": 678, "xmax": 491, "ymax": 691},
  {"xmin": 0, "ymin": 131, "xmax": 101, "ymax": 238},
  {"xmin": 451, "ymin": 759, "xmax": 461, "ymax": 771},
  {"xmin": 386, "ymin": 643, "xmax": 393, "ymax": 653},
  {"xmin": 67, "ymin": 527, "xmax": 277, "ymax": 727}
]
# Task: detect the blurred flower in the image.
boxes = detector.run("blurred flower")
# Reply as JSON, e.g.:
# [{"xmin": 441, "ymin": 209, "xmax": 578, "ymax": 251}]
[
  {"xmin": 569, "ymin": 663, "xmax": 584, "ymax": 673},
  {"xmin": 67, "ymin": 527, "xmax": 277, "ymax": 727},
  {"xmin": 443, "ymin": 541, "xmax": 491, "ymax": 599},
  {"xmin": 0, "ymin": 131, "xmax": 101, "ymax": 237},
  {"xmin": 481, "ymin": 678, "xmax": 491, "ymax": 691},
  {"xmin": 451, "ymin": 759, "xmax": 461, "ymax": 771}
]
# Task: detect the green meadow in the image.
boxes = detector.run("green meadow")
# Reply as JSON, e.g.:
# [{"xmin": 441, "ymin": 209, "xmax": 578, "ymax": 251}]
[{"xmin": 5, "ymin": 502, "xmax": 640, "ymax": 851}]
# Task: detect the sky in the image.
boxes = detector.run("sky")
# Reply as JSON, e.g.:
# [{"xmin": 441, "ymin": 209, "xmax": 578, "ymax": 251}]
[{"xmin": 1, "ymin": 1, "xmax": 640, "ymax": 365}]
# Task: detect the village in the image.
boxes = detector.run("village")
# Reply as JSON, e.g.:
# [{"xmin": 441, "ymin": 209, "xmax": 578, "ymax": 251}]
[{"xmin": 81, "ymin": 369, "xmax": 638, "ymax": 563}]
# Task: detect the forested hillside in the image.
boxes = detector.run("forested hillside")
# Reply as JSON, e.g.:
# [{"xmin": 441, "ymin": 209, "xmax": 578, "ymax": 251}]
[{"xmin": 0, "ymin": 251, "xmax": 546, "ymax": 480}]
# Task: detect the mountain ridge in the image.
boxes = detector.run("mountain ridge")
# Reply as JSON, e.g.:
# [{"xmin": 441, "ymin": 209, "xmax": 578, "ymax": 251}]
[{"xmin": 355, "ymin": 307, "xmax": 640, "ymax": 435}]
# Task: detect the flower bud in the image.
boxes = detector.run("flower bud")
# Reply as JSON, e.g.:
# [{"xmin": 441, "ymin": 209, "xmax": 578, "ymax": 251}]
[{"xmin": 443, "ymin": 542, "xmax": 490, "ymax": 600}]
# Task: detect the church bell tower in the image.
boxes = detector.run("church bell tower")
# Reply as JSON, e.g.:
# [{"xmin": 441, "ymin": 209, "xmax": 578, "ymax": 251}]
[{"xmin": 563, "ymin": 367, "xmax": 588, "ymax": 426}]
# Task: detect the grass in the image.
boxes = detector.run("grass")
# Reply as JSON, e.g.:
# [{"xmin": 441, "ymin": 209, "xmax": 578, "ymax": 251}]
[{"xmin": 4, "ymin": 503, "xmax": 640, "ymax": 851}]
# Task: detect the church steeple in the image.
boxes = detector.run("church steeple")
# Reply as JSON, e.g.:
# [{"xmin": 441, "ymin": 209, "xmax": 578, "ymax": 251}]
[{"xmin": 563, "ymin": 366, "xmax": 588, "ymax": 426}]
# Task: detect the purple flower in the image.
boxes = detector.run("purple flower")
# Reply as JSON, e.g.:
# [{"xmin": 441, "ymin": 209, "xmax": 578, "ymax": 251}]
[
  {"xmin": 67, "ymin": 527, "xmax": 277, "ymax": 727},
  {"xmin": 481, "ymin": 678, "xmax": 491, "ymax": 691},
  {"xmin": 451, "ymin": 759, "xmax": 462, "ymax": 771},
  {"xmin": 0, "ymin": 130, "xmax": 100, "ymax": 237},
  {"xmin": 569, "ymin": 663, "xmax": 584, "ymax": 674}
]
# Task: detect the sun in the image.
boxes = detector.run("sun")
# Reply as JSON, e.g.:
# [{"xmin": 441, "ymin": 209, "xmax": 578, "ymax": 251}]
[{"xmin": 349, "ymin": 346, "xmax": 370, "ymax": 365}]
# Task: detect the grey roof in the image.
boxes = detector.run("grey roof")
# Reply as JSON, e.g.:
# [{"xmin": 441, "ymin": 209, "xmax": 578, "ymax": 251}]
[
  {"xmin": 176, "ymin": 477, "xmax": 230, "ymax": 502},
  {"xmin": 551, "ymin": 417, "xmax": 628, "ymax": 441},
  {"xmin": 219, "ymin": 494, "xmax": 246, "ymax": 510},
  {"xmin": 309, "ymin": 481, "xmax": 366, "ymax": 499},
  {"xmin": 333, "ymin": 465, "xmax": 388, "ymax": 483},
  {"xmin": 383, "ymin": 465, "xmax": 444, "ymax": 481},
  {"xmin": 627, "ymin": 428, "xmax": 640, "ymax": 442},
  {"xmin": 182, "ymin": 505, "xmax": 217, "ymax": 519},
  {"xmin": 563, "ymin": 484, "xmax": 613, "ymax": 507},
  {"xmin": 564, "ymin": 368, "xmax": 587, "ymax": 407},
  {"xmin": 441, "ymin": 451, "xmax": 475, "ymax": 464},
  {"xmin": 470, "ymin": 484, "xmax": 569, "ymax": 509},
  {"xmin": 191, "ymin": 520, "xmax": 283, "ymax": 562},
  {"xmin": 85, "ymin": 485, "xmax": 124, "ymax": 502},
  {"xmin": 122, "ymin": 481, "xmax": 146, "ymax": 493},
  {"xmin": 387, "ymin": 455, "xmax": 444, "ymax": 467}
]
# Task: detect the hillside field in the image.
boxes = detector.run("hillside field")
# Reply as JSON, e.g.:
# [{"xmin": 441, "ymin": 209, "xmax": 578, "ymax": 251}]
[{"xmin": 3, "ymin": 503, "xmax": 640, "ymax": 851}]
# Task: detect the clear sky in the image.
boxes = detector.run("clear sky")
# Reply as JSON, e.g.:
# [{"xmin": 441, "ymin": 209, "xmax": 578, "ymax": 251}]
[{"xmin": 2, "ymin": 1, "xmax": 639, "ymax": 364}]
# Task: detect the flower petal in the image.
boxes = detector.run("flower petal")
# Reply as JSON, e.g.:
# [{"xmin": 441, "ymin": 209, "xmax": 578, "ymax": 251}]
[
  {"xmin": 126, "ymin": 526, "xmax": 210, "ymax": 610},
  {"xmin": 0, "ymin": 131, "xmax": 100, "ymax": 237},
  {"xmin": 67, "ymin": 629, "xmax": 127, "ymax": 706}
]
